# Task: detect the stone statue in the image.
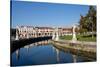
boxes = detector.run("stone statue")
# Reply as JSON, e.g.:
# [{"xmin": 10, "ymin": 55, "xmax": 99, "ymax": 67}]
[
  {"xmin": 55, "ymin": 28, "xmax": 59, "ymax": 41},
  {"xmin": 72, "ymin": 25, "xmax": 77, "ymax": 42},
  {"xmin": 15, "ymin": 26, "xmax": 19, "ymax": 40}
]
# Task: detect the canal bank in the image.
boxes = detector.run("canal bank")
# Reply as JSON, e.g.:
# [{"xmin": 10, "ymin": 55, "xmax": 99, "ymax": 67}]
[{"xmin": 51, "ymin": 40, "xmax": 96, "ymax": 60}]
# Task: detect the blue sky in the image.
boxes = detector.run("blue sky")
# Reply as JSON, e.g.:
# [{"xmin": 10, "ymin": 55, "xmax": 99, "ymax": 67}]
[{"xmin": 11, "ymin": 0, "xmax": 90, "ymax": 28}]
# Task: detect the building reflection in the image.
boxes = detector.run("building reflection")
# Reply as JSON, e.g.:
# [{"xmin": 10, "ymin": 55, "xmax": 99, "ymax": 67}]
[
  {"xmin": 15, "ymin": 40, "xmax": 51, "ymax": 61},
  {"xmin": 24, "ymin": 45, "xmax": 30, "ymax": 53},
  {"xmin": 15, "ymin": 49, "xmax": 20, "ymax": 61},
  {"xmin": 15, "ymin": 40, "xmax": 77, "ymax": 63}
]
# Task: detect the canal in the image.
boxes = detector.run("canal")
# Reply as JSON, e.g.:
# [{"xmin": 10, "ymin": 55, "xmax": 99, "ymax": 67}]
[{"xmin": 11, "ymin": 41, "xmax": 95, "ymax": 66}]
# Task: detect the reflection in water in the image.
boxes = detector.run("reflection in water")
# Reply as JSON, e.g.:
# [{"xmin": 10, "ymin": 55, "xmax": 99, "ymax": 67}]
[
  {"xmin": 15, "ymin": 49, "xmax": 20, "ymax": 61},
  {"xmin": 29, "ymin": 43, "xmax": 34, "ymax": 47},
  {"xmin": 52, "ymin": 46, "xmax": 55, "ymax": 52},
  {"xmin": 72, "ymin": 55, "xmax": 77, "ymax": 63},
  {"xmin": 55, "ymin": 48, "xmax": 60, "ymax": 63},
  {"xmin": 52, "ymin": 45, "xmax": 60, "ymax": 62},
  {"xmin": 12, "ymin": 40, "xmax": 95, "ymax": 66}
]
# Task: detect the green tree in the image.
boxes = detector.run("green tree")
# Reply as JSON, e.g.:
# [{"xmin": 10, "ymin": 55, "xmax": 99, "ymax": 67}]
[{"xmin": 79, "ymin": 6, "xmax": 96, "ymax": 38}]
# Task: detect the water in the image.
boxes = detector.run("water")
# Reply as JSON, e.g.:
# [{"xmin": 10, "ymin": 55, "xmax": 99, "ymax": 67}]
[{"xmin": 11, "ymin": 42, "xmax": 93, "ymax": 66}]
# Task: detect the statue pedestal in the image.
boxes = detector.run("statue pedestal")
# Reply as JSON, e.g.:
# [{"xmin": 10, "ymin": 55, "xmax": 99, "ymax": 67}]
[
  {"xmin": 55, "ymin": 34, "xmax": 59, "ymax": 41},
  {"xmin": 52, "ymin": 32, "xmax": 55, "ymax": 40},
  {"xmin": 15, "ymin": 35, "xmax": 19, "ymax": 40},
  {"xmin": 72, "ymin": 33, "xmax": 77, "ymax": 41},
  {"xmin": 52, "ymin": 28, "xmax": 59, "ymax": 41},
  {"xmin": 55, "ymin": 28, "xmax": 59, "ymax": 41}
]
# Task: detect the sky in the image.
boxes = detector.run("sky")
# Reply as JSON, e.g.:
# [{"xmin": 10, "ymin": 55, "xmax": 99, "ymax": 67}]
[{"xmin": 11, "ymin": 0, "xmax": 90, "ymax": 28}]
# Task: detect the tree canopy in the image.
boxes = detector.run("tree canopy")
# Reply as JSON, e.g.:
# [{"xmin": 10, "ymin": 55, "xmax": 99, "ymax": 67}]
[{"xmin": 79, "ymin": 6, "xmax": 96, "ymax": 34}]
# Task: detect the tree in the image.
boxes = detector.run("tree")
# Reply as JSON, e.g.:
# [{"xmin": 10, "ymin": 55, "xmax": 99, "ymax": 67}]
[{"xmin": 79, "ymin": 6, "xmax": 96, "ymax": 38}]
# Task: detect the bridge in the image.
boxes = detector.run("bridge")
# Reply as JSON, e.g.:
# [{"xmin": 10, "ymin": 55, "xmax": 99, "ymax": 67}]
[
  {"xmin": 11, "ymin": 26, "xmax": 75, "ymax": 53},
  {"xmin": 11, "ymin": 26, "xmax": 64, "ymax": 53}
]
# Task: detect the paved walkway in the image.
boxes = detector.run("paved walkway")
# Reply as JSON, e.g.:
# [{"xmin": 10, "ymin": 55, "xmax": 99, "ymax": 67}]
[
  {"xmin": 52, "ymin": 40, "xmax": 96, "ymax": 53},
  {"xmin": 57, "ymin": 39, "xmax": 96, "ymax": 46}
]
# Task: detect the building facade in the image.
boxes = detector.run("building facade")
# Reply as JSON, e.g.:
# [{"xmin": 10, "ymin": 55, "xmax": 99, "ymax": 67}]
[{"xmin": 16, "ymin": 26, "xmax": 72, "ymax": 39}]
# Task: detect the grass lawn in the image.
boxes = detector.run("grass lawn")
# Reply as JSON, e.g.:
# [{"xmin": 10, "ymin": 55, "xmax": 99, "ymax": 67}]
[
  {"xmin": 59, "ymin": 34, "xmax": 96, "ymax": 42},
  {"xmin": 60, "ymin": 35, "xmax": 72, "ymax": 40}
]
